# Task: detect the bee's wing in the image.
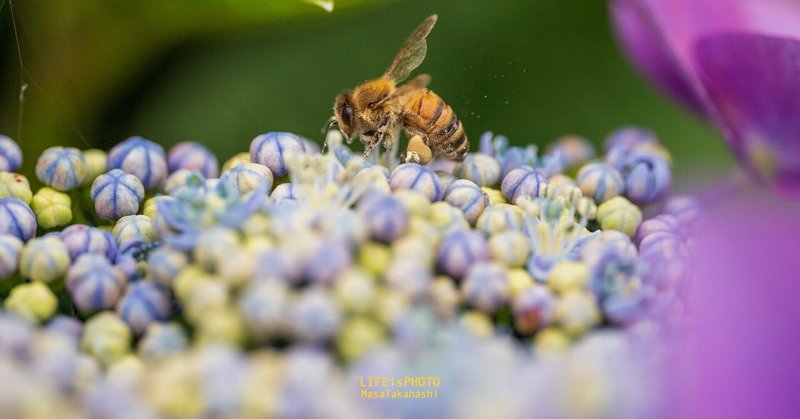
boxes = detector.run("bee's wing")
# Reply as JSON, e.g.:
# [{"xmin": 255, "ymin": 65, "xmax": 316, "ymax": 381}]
[
  {"xmin": 382, "ymin": 15, "xmax": 438, "ymax": 83},
  {"xmin": 394, "ymin": 74, "xmax": 431, "ymax": 96}
]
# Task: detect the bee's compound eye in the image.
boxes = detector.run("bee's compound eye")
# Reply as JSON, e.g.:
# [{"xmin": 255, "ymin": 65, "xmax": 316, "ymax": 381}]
[{"xmin": 341, "ymin": 103, "xmax": 353, "ymax": 126}]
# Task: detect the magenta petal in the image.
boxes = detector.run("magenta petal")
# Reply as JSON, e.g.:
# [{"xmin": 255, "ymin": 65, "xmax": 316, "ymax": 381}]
[
  {"xmin": 734, "ymin": 0, "xmax": 800, "ymax": 40},
  {"xmin": 611, "ymin": 0, "xmax": 800, "ymax": 120},
  {"xmin": 683, "ymin": 196, "xmax": 800, "ymax": 417},
  {"xmin": 610, "ymin": 0, "xmax": 707, "ymax": 116},
  {"xmin": 695, "ymin": 33, "xmax": 800, "ymax": 198}
]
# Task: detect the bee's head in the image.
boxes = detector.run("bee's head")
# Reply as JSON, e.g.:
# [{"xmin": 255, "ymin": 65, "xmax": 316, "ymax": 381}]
[{"xmin": 333, "ymin": 92, "xmax": 356, "ymax": 139}]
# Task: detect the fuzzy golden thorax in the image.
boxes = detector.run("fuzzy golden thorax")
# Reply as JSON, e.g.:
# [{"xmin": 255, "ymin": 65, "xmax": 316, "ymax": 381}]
[{"xmin": 334, "ymin": 78, "xmax": 399, "ymax": 141}]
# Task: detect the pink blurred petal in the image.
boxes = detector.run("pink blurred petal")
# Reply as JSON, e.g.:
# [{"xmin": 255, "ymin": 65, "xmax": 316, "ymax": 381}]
[
  {"xmin": 610, "ymin": 0, "xmax": 707, "ymax": 115},
  {"xmin": 683, "ymin": 192, "xmax": 800, "ymax": 417},
  {"xmin": 611, "ymin": 0, "xmax": 800, "ymax": 198},
  {"xmin": 611, "ymin": 0, "xmax": 800, "ymax": 107},
  {"xmin": 695, "ymin": 34, "xmax": 800, "ymax": 198}
]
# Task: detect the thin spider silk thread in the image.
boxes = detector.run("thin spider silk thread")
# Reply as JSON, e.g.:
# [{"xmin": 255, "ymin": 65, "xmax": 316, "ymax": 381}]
[{"xmin": 3, "ymin": 0, "xmax": 92, "ymax": 150}]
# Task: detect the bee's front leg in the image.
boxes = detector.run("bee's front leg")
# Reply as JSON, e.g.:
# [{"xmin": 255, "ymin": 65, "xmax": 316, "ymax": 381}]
[
  {"xmin": 376, "ymin": 113, "xmax": 398, "ymax": 149},
  {"xmin": 361, "ymin": 131, "xmax": 379, "ymax": 158}
]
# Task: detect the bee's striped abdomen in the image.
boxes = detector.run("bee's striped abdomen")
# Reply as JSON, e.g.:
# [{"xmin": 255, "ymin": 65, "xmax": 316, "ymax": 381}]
[{"xmin": 402, "ymin": 89, "xmax": 468, "ymax": 161}]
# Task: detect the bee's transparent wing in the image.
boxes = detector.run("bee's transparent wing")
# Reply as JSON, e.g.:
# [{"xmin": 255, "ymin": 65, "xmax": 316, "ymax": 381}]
[
  {"xmin": 383, "ymin": 15, "xmax": 438, "ymax": 83},
  {"xmin": 395, "ymin": 74, "xmax": 431, "ymax": 96}
]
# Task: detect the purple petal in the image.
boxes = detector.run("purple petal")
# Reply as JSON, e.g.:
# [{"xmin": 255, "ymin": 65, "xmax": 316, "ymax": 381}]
[
  {"xmin": 610, "ymin": 0, "xmax": 707, "ymax": 115},
  {"xmin": 163, "ymin": 232, "xmax": 200, "ymax": 252},
  {"xmin": 155, "ymin": 198, "xmax": 195, "ymax": 232},
  {"xmin": 695, "ymin": 33, "xmax": 800, "ymax": 198},
  {"xmin": 733, "ymin": 0, "xmax": 800, "ymax": 40},
  {"xmin": 677, "ymin": 193, "xmax": 800, "ymax": 417},
  {"xmin": 611, "ymin": 0, "xmax": 800, "ymax": 116}
]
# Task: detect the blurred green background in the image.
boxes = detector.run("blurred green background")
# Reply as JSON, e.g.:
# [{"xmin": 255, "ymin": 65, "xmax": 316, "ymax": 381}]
[{"xmin": 0, "ymin": 0, "xmax": 733, "ymax": 190}]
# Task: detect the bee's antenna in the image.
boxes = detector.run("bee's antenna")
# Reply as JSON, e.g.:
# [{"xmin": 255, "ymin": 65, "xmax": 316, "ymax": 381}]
[{"xmin": 321, "ymin": 116, "xmax": 338, "ymax": 154}]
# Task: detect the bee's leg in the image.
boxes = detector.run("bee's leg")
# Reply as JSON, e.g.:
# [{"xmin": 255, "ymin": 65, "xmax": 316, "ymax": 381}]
[
  {"xmin": 376, "ymin": 114, "xmax": 398, "ymax": 149},
  {"xmin": 377, "ymin": 113, "xmax": 392, "ymax": 130},
  {"xmin": 381, "ymin": 130, "xmax": 397, "ymax": 151},
  {"xmin": 361, "ymin": 132, "xmax": 379, "ymax": 158}
]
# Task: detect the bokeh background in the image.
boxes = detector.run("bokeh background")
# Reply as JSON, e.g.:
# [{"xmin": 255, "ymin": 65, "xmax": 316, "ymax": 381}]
[{"xmin": 0, "ymin": 0, "xmax": 733, "ymax": 190}]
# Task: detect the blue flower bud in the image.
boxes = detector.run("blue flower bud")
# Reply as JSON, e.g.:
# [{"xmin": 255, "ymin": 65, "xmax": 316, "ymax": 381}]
[
  {"xmin": 488, "ymin": 230, "xmax": 530, "ymax": 268},
  {"xmin": 604, "ymin": 126, "xmax": 659, "ymax": 169},
  {"xmin": 663, "ymin": 195, "xmax": 702, "ymax": 237},
  {"xmin": 635, "ymin": 214, "xmax": 680, "ymax": 244},
  {"xmin": 462, "ymin": 262, "xmax": 510, "ymax": 313},
  {"xmin": 239, "ymin": 281, "xmax": 290, "ymax": 341},
  {"xmin": 576, "ymin": 162, "xmax": 625, "ymax": 203},
  {"xmin": 167, "ymin": 141, "xmax": 219, "ymax": 178},
  {"xmin": 228, "ymin": 162, "xmax": 274, "ymax": 195},
  {"xmin": 582, "ymin": 230, "xmax": 638, "ymax": 265},
  {"xmin": 107, "ymin": 136, "xmax": 168, "ymax": 189},
  {"xmin": 303, "ymin": 239, "xmax": 352, "ymax": 285},
  {"xmin": 0, "ymin": 233, "xmax": 23, "ymax": 279},
  {"xmin": 357, "ymin": 194, "xmax": 409, "ymax": 243},
  {"xmin": 436, "ymin": 229, "xmax": 490, "ymax": 279},
  {"xmin": 602, "ymin": 292, "xmax": 647, "ymax": 325},
  {"xmin": 138, "ymin": 323, "xmax": 188, "ymax": 360},
  {"xmin": 35, "ymin": 146, "xmax": 87, "ymax": 191},
  {"xmin": 0, "ymin": 197, "xmax": 35, "ymax": 242},
  {"xmin": 475, "ymin": 203, "xmax": 524, "ymax": 235},
  {"xmin": 546, "ymin": 135, "xmax": 596, "ymax": 169},
  {"xmin": 91, "ymin": 169, "xmax": 145, "ymax": 220},
  {"xmin": 254, "ymin": 249, "xmax": 303, "ymax": 283},
  {"xmin": 46, "ymin": 315, "xmax": 83, "ymax": 342},
  {"xmin": 114, "ymin": 253, "xmax": 140, "ymax": 281},
  {"xmin": 144, "ymin": 247, "xmax": 185, "ymax": 289},
  {"xmin": 60, "ymin": 224, "xmax": 118, "ymax": 261},
  {"xmin": 250, "ymin": 132, "xmax": 305, "ymax": 178},
  {"xmin": 66, "ymin": 254, "xmax": 127, "ymax": 312},
  {"xmin": 621, "ymin": 152, "xmax": 671, "ymax": 204},
  {"xmin": 639, "ymin": 231, "xmax": 690, "ymax": 263},
  {"xmin": 0, "ymin": 135, "xmax": 22, "ymax": 172},
  {"xmin": 389, "ymin": 163, "xmax": 443, "ymax": 201},
  {"xmin": 443, "ymin": 179, "xmax": 489, "ymax": 224},
  {"xmin": 290, "ymin": 288, "xmax": 341, "ymax": 342},
  {"xmin": 117, "ymin": 281, "xmax": 171, "ymax": 335},
  {"xmin": 586, "ymin": 246, "xmax": 640, "ymax": 301},
  {"xmin": 500, "ymin": 166, "xmax": 546, "ymax": 204},
  {"xmin": 164, "ymin": 169, "xmax": 207, "ymax": 204},
  {"xmin": 428, "ymin": 200, "xmax": 470, "ymax": 234},
  {"xmin": 454, "ymin": 153, "xmax": 501, "ymax": 187},
  {"xmin": 638, "ymin": 237, "xmax": 689, "ymax": 291},
  {"xmin": 20, "ymin": 236, "xmax": 70, "ymax": 283},
  {"xmin": 112, "ymin": 215, "xmax": 155, "ymax": 252}
]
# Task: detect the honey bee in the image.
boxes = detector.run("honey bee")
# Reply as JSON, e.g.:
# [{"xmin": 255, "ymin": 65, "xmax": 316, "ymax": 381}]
[{"xmin": 327, "ymin": 14, "xmax": 468, "ymax": 161}]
